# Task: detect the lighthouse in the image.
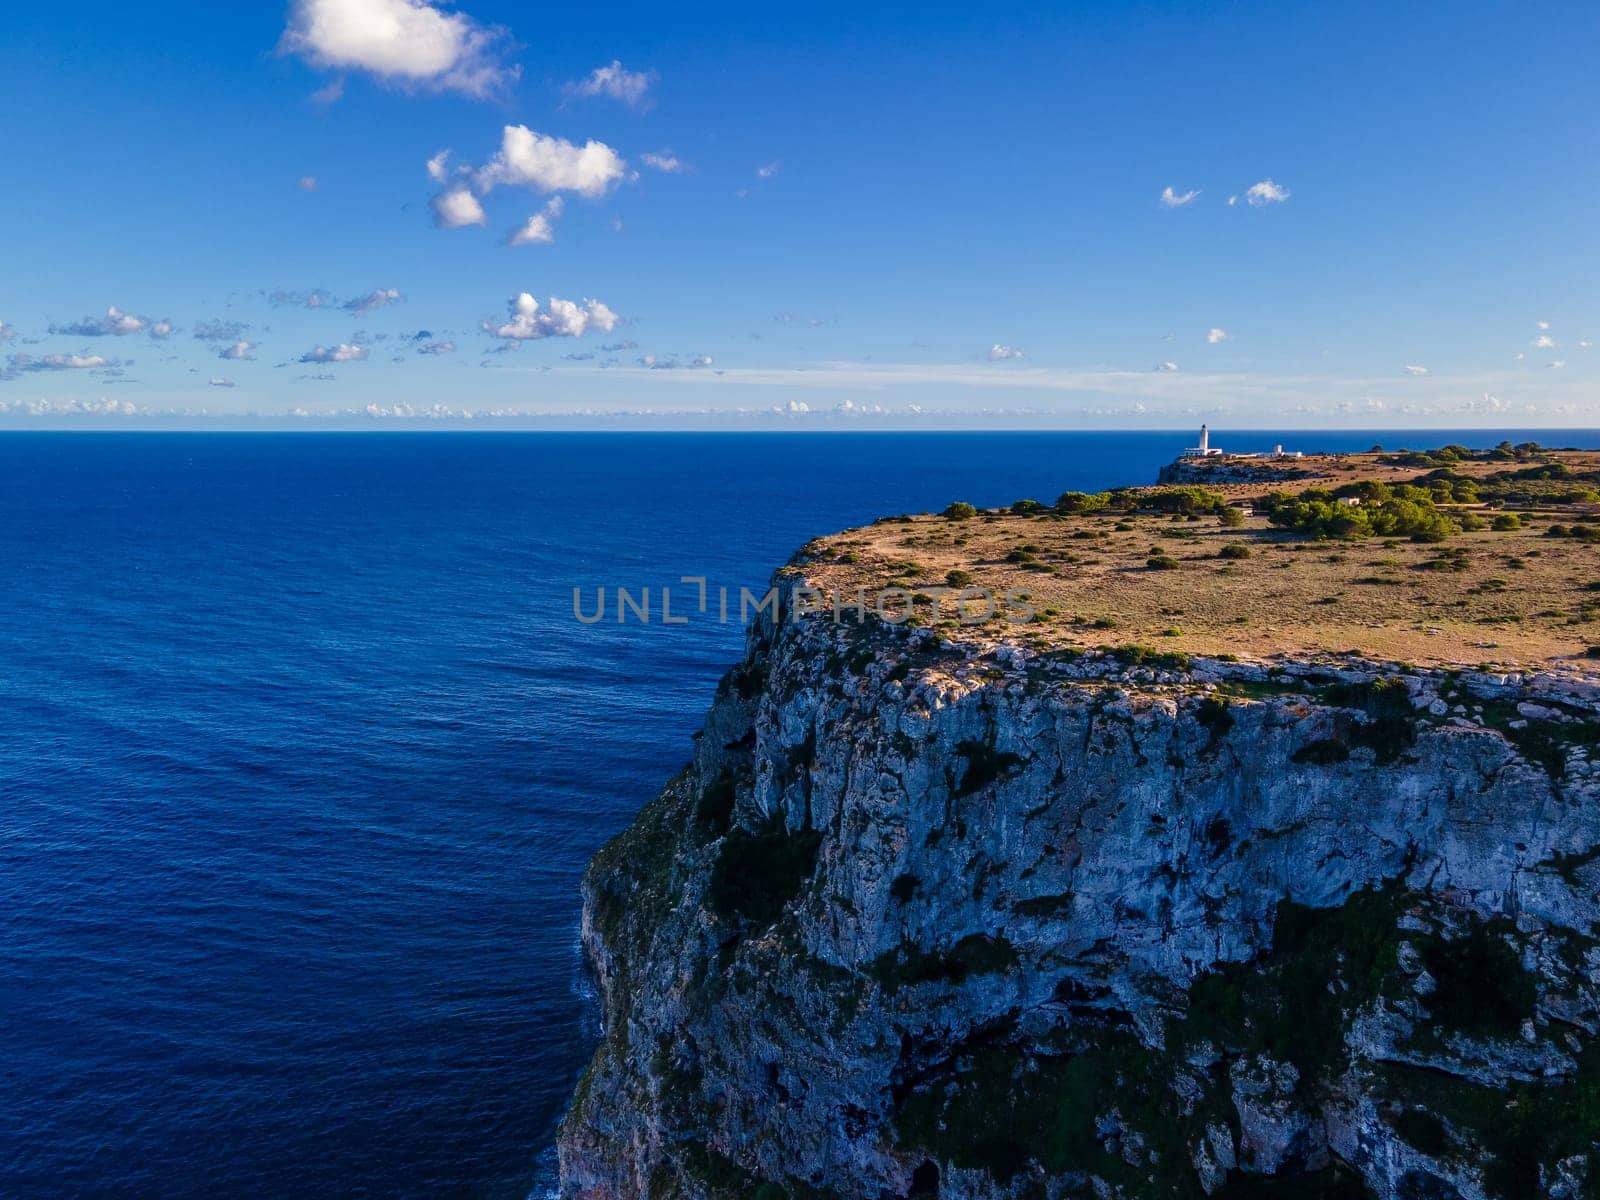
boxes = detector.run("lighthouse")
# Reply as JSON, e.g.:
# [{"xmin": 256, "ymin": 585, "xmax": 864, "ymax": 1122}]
[{"xmin": 1199, "ymin": 424, "xmax": 1210, "ymax": 455}]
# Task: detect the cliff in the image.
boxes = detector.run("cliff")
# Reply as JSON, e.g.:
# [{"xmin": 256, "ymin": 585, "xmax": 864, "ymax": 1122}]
[{"xmin": 558, "ymin": 587, "xmax": 1600, "ymax": 1199}]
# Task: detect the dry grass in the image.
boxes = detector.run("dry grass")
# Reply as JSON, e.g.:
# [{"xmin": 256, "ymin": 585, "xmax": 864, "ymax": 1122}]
[{"xmin": 799, "ymin": 451, "xmax": 1600, "ymax": 673}]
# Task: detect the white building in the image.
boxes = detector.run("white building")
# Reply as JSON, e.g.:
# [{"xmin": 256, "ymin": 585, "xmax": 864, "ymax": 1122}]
[{"xmin": 1181, "ymin": 423, "xmax": 1224, "ymax": 458}]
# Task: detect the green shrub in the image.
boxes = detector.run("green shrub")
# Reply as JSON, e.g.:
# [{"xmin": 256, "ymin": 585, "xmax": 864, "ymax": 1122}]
[
  {"xmin": 1492, "ymin": 513, "xmax": 1523, "ymax": 531},
  {"xmin": 1218, "ymin": 506, "xmax": 1246, "ymax": 527},
  {"xmin": 1010, "ymin": 498, "xmax": 1047, "ymax": 514},
  {"xmin": 945, "ymin": 569, "xmax": 975, "ymax": 587},
  {"xmin": 1056, "ymin": 490, "xmax": 1110, "ymax": 514},
  {"xmin": 708, "ymin": 816, "xmax": 823, "ymax": 926},
  {"xmin": 1147, "ymin": 554, "xmax": 1181, "ymax": 570},
  {"xmin": 943, "ymin": 501, "xmax": 977, "ymax": 521},
  {"xmin": 1218, "ymin": 543, "xmax": 1251, "ymax": 560}
]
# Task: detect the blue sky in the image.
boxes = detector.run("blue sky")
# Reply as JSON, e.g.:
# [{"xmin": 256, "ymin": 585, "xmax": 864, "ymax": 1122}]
[{"xmin": 1, "ymin": 0, "xmax": 1597, "ymax": 427}]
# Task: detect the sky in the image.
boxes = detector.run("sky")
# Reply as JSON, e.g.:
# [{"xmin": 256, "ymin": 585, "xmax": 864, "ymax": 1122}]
[{"xmin": 1, "ymin": 0, "xmax": 1597, "ymax": 429}]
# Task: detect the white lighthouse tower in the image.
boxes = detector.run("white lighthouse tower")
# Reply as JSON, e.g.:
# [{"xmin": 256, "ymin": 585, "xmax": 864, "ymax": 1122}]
[{"xmin": 1183, "ymin": 423, "xmax": 1221, "ymax": 458}]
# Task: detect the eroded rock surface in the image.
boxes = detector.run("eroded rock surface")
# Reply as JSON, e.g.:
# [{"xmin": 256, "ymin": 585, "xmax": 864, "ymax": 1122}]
[{"xmin": 558, "ymin": 591, "xmax": 1600, "ymax": 1200}]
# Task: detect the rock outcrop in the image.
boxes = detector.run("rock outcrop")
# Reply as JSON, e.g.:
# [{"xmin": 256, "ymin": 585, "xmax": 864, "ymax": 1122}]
[{"xmin": 558, "ymin": 583, "xmax": 1600, "ymax": 1199}]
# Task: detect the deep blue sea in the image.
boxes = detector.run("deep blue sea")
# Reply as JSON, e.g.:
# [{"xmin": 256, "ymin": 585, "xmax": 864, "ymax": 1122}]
[{"xmin": 2, "ymin": 429, "xmax": 1592, "ymax": 1199}]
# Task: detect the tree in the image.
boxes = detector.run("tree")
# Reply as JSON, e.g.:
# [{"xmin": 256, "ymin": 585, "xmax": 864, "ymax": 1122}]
[{"xmin": 943, "ymin": 501, "xmax": 977, "ymax": 520}]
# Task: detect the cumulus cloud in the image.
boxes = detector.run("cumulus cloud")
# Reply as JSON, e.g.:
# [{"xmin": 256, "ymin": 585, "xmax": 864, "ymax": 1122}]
[
  {"xmin": 344, "ymin": 287, "xmax": 403, "ymax": 313},
  {"xmin": 640, "ymin": 150, "xmax": 686, "ymax": 173},
  {"xmin": 219, "ymin": 341, "xmax": 257, "ymax": 361},
  {"xmin": 299, "ymin": 343, "xmax": 369, "ymax": 363},
  {"xmin": 1536, "ymin": 320, "xmax": 1550, "ymax": 330},
  {"xmin": 485, "ymin": 292, "xmax": 620, "ymax": 340},
  {"xmin": 1206, "ymin": 327, "xmax": 1229, "ymax": 344},
  {"xmin": 279, "ymin": 0, "xmax": 516, "ymax": 98},
  {"xmin": 416, "ymin": 339, "xmax": 456, "ymax": 355},
  {"xmin": 1244, "ymin": 179, "xmax": 1290, "ymax": 206},
  {"xmin": 432, "ymin": 185, "xmax": 486, "ymax": 227},
  {"xmin": 1160, "ymin": 186, "xmax": 1199, "ymax": 208},
  {"xmin": 426, "ymin": 149, "xmax": 452, "ymax": 183},
  {"xmin": 509, "ymin": 197, "xmax": 564, "ymax": 246},
  {"xmin": 1403, "ymin": 365, "xmax": 1429, "ymax": 376},
  {"xmin": 1156, "ymin": 361, "xmax": 1179, "ymax": 372},
  {"xmin": 987, "ymin": 344, "xmax": 1025, "ymax": 361},
  {"xmin": 563, "ymin": 60, "xmax": 655, "ymax": 109},
  {"xmin": 476, "ymin": 126, "xmax": 627, "ymax": 197},
  {"xmin": 209, "ymin": 377, "xmax": 236, "ymax": 388},
  {"xmin": 1534, "ymin": 334, "xmax": 1555, "ymax": 348},
  {"xmin": 150, "ymin": 320, "xmax": 174, "ymax": 339},
  {"xmin": 50, "ymin": 305, "xmax": 148, "ymax": 337}
]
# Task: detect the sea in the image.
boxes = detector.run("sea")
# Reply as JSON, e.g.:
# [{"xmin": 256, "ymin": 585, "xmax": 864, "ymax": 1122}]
[{"xmin": 0, "ymin": 429, "xmax": 1591, "ymax": 1199}]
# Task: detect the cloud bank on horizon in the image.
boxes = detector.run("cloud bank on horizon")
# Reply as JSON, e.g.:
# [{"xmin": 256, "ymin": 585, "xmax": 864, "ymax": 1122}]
[{"xmin": 1, "ymin": 0, "xmax": 1597, "ymax": 425}]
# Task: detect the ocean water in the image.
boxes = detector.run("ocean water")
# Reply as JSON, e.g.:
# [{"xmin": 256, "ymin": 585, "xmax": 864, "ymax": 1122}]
[{"xmin": 1, "ymin": 429, "xmax": 1591, "ymax": 1199}]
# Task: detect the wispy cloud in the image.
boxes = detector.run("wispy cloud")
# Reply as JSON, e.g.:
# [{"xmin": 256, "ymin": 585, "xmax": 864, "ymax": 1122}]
[
  {"xmin": 756, "ymin": 160, "xmax": 782, "ymax": 180},
  {"xmin": 209, "ymin": 377, "xmax": 236, "ymax": 388},
  {"xmin": 562, "ymin": 60, "xmax": 655, "ymax": 109},
  {"xmin": 279, "ymin": 0, "xmax": 517, "ymax": 98},
  {"xmin": 1159, "ymin": 186, "xmax": 1199, "ymax": 208},
  {"xmin": 640, "ymin": 150, "xmax": 686, "ymax": 173},
  {"xmin": 1244, "ymin": 178, "xmax": 1290, "ymax": 206},
  {"xmin": 987, "ymin": 344, "xmax": 1025, "ymax": 361},
  {"xmin": 416, "ymin": 339, "xmax": 456, "ymax": 355},
  {"xmin": 508, "ymin": 197, "xmax": 564, "ymax": 246},
  {"xmin": 299, "ymin": 343, "xmax": 369, "ymax": 363},
  {"xmin": 1206, "ymin": 327, "xmax": 1229, "ymax": 344},
  {"xmin": 344, "ymin": 287, "xmax": 403, "ymax": 313},
  {"xmin": 269, "ymin": 288, "xmax": 335, "ymax": 309},
  {"xmin": 1403, "ymin": 365, "xmax": 1429, "ymax": 376},
  {"xmin": 219, "ymin": 341, "xmax": 257, "ymax": 361}
]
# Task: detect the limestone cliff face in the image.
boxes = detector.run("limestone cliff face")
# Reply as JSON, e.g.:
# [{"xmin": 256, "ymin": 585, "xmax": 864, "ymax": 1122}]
[{"xmin": 558, "ymin": 591, "xmax": 1600, "ymax": 1200}]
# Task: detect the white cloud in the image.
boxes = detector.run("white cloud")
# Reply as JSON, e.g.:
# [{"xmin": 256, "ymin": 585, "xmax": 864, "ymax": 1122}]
[
  {"xmin": 1534, "ymin": 334, "xmax": 1555, "ymax": 348},
  {"xmin": 756, "ymin": 160, "xmax": 781, "ymax": 180},
  {"xmin": 1244, "ymin": 179, "xmax": 1290, "ymax": 206},
  {"xmin": 1206, "ymin": 327, "xmax": 1229, "ymax": 344},
  {"xmin": 279, "ymin": 0, "xmax": 516, "ymax": 98},
  {"xmin": 344, "ymin": 287, "xmax": 403, "ymax": 313},
  {"xmin": 1159, "ymin": 186, "xmax": 1199, "ymax": 208},
  {"xmin": 209, "ymin": 377, "xmax": 236, "ymax": 388},
  {"xmin": 309, "ymin": 78, "xmax": 345, "ymax": 105},
  {"xmin": 1580, "ymin": 340, "xmax": 1593, "ymax": 349},
  {"xmin": 0, "ymin": 321, "xmax": 14, "ymax": 342},
  {"xmin": 299, "ymin": 176, "xmax": 318, "ymax": 191},
  {"xmin": 220, "ymin": 341, "xmax": 257, "ymax": 361},
  {"xmin": 51, "ymin": 305, "xmax": 148, "ymax": 337},
  {"xmin": 150, "ymin": 320, "xmax": 174, "ymax": 339},
  {"xmin": 987, "ymin": 344, "xmax": 1024, "ymax": 361},
  {"xmin": 1156, "ymin": 361, "xmax": 1179, "ymax": 372},
  {"xmin": 563, "ymin": 60, "xmax": 655, "ymax": 109},
  {"xmin": 300, "ymin": 343, "xmax": 369, "ymax": 363},
  {"xmin": 1536, "ymin": 320, "xmax": 1550, "ymax": 330},
  {"xmin": 1226, "ymin": 195, "xmax": 1238, "ymax": 206},
  {"xmin": 477, "ymin": 126, "xmax": 626, "ymax": 197},
  {"xmin": 416, "ymin": 339, "xmax": 456, "ymax": 355},
  {"xmin": 640, "ymin": 150, "xmax": 686, "ymax": 173},
  {"xmin": 6, "ymin": 352, "xmax": 117, "ymax": 371},
  {"xmin": 485, "ymin": 292, "xmax": 620, "ymax": 340},
  {"xmin": 509, "ymin": 197, "xmax": 564, "ymax": 246},
  {"xmin": 426, "ymin": 149, "xmax": 451, "ymax": 183},
  {"xmin": 1403, "ymin": 365, "xmax": 1429, "ymax": 376},
  {"xmin": 432, "ymin": 185, "xmax": 486, "ymax": 227},
  {"xmin": 1548, "ymin": 360, "xmax": 1566, "ymax": 369},
  {"xmin": 269, "ymin": 288, "xmax": 335, "ymax": 308}
]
